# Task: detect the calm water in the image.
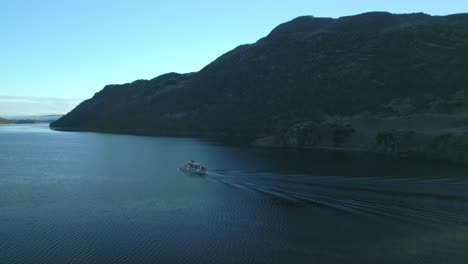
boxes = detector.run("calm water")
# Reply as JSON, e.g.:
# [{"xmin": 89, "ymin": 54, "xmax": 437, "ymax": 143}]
[{"xmin": 1, "ymin": 124, "xmax": 468, "ymax": 264}]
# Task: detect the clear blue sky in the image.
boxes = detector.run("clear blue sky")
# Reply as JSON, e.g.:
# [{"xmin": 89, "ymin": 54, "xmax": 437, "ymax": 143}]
[{"xmin": 2, "ymin": 0, "xmax": 467, "ymax": 115}]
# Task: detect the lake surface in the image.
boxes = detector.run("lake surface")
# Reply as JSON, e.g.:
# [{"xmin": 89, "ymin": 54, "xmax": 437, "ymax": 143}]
[{"xmin": 1, "ymin": 123, "xmax": 468, "ymax": 264}]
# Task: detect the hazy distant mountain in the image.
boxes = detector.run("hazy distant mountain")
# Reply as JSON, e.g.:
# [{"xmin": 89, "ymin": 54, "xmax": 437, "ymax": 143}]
[
  {"xmin": 51, "ymin": 12, "xmax": 468, "ymax": 163},
  {"xmin": 0, "ymin": 115, "xmax": 62, "ymax": 124},
  {"xmin": 0, "ymin": 117, "xmax": 14, "ymax": 124},
  {"xmin": 8, "ymin": 115, "xmax": 63, "ymax": 121}
]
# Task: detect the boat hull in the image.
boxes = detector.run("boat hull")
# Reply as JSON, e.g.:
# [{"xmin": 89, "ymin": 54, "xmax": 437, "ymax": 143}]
[{"xmin": 178, "ymin": 167, "xmax": 207, "ymax": 176}]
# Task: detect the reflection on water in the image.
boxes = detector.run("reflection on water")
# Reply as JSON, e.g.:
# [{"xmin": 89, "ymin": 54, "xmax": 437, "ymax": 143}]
[{"xmin": 1, "ymin": 124, "xmax": 468, "ymax": 264}]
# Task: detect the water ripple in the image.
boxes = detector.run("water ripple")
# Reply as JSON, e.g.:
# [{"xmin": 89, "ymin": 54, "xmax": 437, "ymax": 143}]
[{"xmin": 207, "ymin": 171, "xmax": 468, "ymax": 228}]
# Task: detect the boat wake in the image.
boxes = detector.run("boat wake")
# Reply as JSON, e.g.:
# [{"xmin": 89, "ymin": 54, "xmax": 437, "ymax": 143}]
[{"xmin": 206, "ymin": 170, "xmax": 468, "ymax": 227}]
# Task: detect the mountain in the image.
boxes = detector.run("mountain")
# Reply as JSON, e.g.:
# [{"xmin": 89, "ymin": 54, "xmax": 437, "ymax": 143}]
[
  {"xmin": 51, "ymin": 12, "xmax": 468, "ymax": 163},
  {"xmin": 0, "ymin": 117, "xmax": 14, "ymax": 124},
  {"xmin": 7, "ymin": 115, "xmax": 62, "ymax": 122},
  {"xmin": 0, "ymin": 115, "xmax": 61, "ymax": 124}
]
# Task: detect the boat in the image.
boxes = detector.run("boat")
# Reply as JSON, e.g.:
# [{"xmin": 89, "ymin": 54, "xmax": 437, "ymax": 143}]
[{"xmin": 179, "ymin": 160, "xmax": 208, "ymax": 175}]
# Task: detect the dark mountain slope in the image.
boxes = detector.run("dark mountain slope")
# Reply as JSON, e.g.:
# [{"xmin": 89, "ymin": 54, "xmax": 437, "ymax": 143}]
[{"xmin": 51, "ymin": 12, "xmax": 468, "ymax": 162}]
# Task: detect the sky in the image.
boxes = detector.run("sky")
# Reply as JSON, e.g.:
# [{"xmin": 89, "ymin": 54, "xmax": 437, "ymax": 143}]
[{"xmin": 2, "ymin": 0, "xmax": 467, "ymax": 116}]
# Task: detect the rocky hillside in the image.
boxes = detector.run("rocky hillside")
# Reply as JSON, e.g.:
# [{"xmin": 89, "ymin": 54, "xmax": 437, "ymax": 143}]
[{"xmin": 51, "ymin": 12, "xmax": 468, "ymax": 163}]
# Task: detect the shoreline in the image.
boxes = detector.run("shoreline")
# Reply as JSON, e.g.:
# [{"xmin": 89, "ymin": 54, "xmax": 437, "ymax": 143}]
[{"xmin": 50, "ymin": 125, "xmax": 468, "ymax": 166}]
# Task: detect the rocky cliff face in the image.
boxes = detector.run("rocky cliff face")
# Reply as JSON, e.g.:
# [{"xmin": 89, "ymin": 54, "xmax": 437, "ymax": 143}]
[{"xmin": 51, "ymin": 12, "xmax": 468, "ymax": 163}]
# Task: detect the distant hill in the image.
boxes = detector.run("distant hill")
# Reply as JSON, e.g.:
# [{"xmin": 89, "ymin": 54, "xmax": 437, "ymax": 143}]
[
  {"xmin": 51, "ymin": 12, "xmax": 468, "ymax": 163},
  {"xmin": 0, "ymin": 115, "xmax": 61, "ymax": 124},
  {"xmin": 0, "ymin": 117, "xmax": 14, "ymax": 124},
  {"xmin": 7, "ymin": 115, "xmax": 62, "ymax": 122}
]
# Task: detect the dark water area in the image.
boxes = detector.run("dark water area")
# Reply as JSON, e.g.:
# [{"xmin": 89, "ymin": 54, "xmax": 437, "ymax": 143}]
[{"xmin": 1, "ymin": 124, "xmax": 468, "ymax": 264}]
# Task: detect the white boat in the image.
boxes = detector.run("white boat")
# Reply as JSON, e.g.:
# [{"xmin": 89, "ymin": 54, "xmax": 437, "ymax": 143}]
[{"xmin": 179, "ymin": 160, "xmax": 208, "ymax": 175}]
